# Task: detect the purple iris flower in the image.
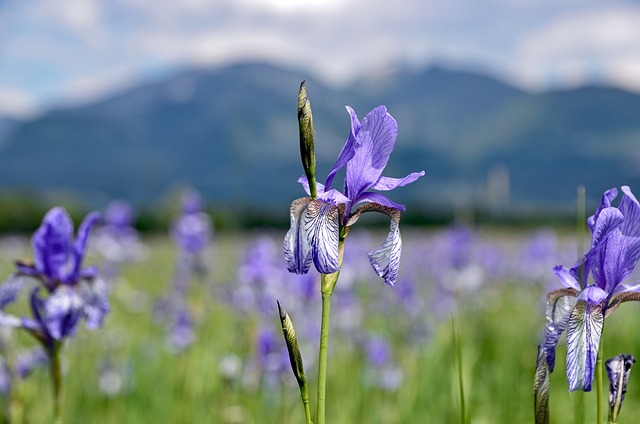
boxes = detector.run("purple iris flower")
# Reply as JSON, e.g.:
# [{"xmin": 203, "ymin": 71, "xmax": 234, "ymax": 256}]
[
  {"xmin": 0, "ymin": 207, "xmax": 108, "ymax": 344},
  {"xmin": 171, "ymin": 191, "xmax": 212, "ymax": 255},
  {"xmin": 284, "ymin": 106, "xmax": 424, "ymax": 286},
  {"xmin": 545, "ymin": 186, "xmax": 640, "ymax": 392}
]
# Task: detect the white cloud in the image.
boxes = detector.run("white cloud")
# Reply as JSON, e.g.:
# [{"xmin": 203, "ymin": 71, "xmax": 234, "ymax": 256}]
[
  {"xmin": 3, "ymin": 0, "xmax": 640, "ymax": 117},
  {"xmin": 0, "ymin": 88, "xmax": 37, "ymax": 119}
]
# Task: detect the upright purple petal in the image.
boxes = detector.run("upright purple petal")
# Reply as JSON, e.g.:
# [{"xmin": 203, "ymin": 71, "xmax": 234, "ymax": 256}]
[
  {"xmin": 70, "ymin": 211, "xmax": 100, "ymax": 282},
  {"xmin": 613, "ymin": 186, "xmax": 640, "ymax": 282},
  {"xmin": 345, "ymin": 106, "xmax": 398, "ymax": 201},
  {"xmin": 33, "ymin": 207, "xmax": 73, "ymax": 283},
  {"xmin": 306, "ymin": 200, "xmax": 340, "ymax": 274},
  {"xmin": 588, "ymin": 188, "xmax": 618, "ymax": 233},
  {"xmin": 324, "ymin": 106, "xmax": 359, "ymax": 190},
  {"xmin": 284, "ymin": 198, "xmax": 313, "ymax": 274}
]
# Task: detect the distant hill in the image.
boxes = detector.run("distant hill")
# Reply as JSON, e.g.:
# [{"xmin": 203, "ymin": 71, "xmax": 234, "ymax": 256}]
[{"xmin": 0, "ymin": 62, "xmax": 638, "ymax": 216}]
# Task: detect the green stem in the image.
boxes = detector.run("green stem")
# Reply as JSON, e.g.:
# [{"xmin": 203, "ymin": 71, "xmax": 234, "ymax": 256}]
[
  {"xmin": 316, "ymin": 291, "xmax": 332, "ymax": 424},
  {"xmin": 452, "ymin": 316, "xmax": 467, "ymax": 424},
  {"xmin": 316, "ymin": 237, "xmax": 344, "ymax": 424},
  {"xmin": 596, "ymin": 327, "xmax": 604, "ymax": 424},
  {"xmin": 575, "ymin": 185, "xmax": 586, "ymax": 424},
  {"xmin": 49, "ymin": 342, "xmax": 62, "ymax": 423}
]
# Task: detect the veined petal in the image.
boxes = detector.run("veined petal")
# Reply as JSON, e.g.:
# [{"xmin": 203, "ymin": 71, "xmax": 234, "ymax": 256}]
[
  {"xmin": 317, "ymin": 188, "xmax": 350, "ymax": 206},
  {"xmin": 589, "ymin": 207, "xmax": 623, "ymax": 250},
  {"xmin": 604, "ymin": 284, "xmax": 640, "ymax": 317},
  {"xmin": 353, "ymin": 192, "xmax": 407, "ymax": 211},
  {"xmin": 588, "ymin": 188, "xmax": 618, "ymax": 233},
  {"xmin": 324, "ymin": 106, "xmax": 358, "ymax": 190},
  {"xmin": 345, "ymin": 106, "xmax": 398, "ymax": 200},
  {"xmin": 370, "ymin": 172, "xmax": 425, "ymax": 191},
  {"xmin": 305, "ymin": 200, "xmax": 340, "ymax": 274},
  {"xmin": 44, "ymin": 285, "xmax": 85, "ymax": 340},
  {"xmin": 33, "ymin": 207, "xmax": 73, "ymax": 282},
  {"xmin": 612, "ymin": 186, "xmax": 640, "ymax": 282},
  {"xmin": 566, "ymin": 294, "xmax": 605, "ymax": 392},
  {"xmin": 544, "ymin": 288, "xmax": 578, "ymax": 371},
  {"xmin": 350, "ymin": 205, "xmax": 402, "ymax": 286},
  {"xmin": 284, "ymin": 198, "xmax": 313, "ymax": 274}
]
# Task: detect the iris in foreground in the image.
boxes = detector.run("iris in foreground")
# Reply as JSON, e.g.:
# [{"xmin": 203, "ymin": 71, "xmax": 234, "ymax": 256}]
[
  {"xmin": 541, "ymin": 186, "xmax": 640, "ymax": 423},
  {"xmin": 0, "ymin": 207, "xmax": 108, "ymax": 419},
  {"xmin": 280, "ymin": 82, "xmax": 424, "ymax": 424},
  {"xmin": 284, "ymin": 101, "xmax": 424, "ymax": 287}
]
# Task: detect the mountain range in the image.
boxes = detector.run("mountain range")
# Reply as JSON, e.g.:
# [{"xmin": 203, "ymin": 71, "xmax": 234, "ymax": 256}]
[{"xmin": 1, "ymin": 62, "xmax": 639, "ymax": 218}]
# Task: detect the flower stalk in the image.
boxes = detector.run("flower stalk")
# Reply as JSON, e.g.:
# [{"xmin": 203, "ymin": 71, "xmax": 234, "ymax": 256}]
[
  {"xmin": 596, "ymin": 333, "xmax": 604, "ymax": 424},
  {"xmin": 49, "ymin": 341, "xmax": 62, "ymax": 422}
]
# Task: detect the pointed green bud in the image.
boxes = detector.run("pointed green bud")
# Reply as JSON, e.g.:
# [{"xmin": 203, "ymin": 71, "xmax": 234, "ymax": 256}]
[
  {"xmin": 533, "ymin": 343, "xmax": 550, "ymax": 424},
  {"xmin": 298, "ymin": 81, "xmax": 317, "ymax": 198},
  {"xmin": 277, "ymin": 300, "xmax": 308, "ymax": 390},
  {"xmin": 606, "ymin": 353, "xmax": 636, "ymax": 423}
]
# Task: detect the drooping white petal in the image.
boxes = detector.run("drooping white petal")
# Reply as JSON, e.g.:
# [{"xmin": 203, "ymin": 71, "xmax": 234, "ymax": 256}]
[
  {"xmin": 44, "ymin": 285, "xmax": 85, "ymax": 340},
  {"xmin": 368, "ymin": 210, "xmax": 402, "ymax": 286},
  {"xmin": 566, "ymin": 296, "xmax": 604, "ymax": 392},
  {"xmin": 306, "ymin": 199, "xmax": 340, "ymax": 274},
  {"xmin": 544, "ymin": 289, "xmax": 578, "ymax": 372},
  {"xmin": 284, "ymin": 198, "xmax": 314, "ymax": 274}
]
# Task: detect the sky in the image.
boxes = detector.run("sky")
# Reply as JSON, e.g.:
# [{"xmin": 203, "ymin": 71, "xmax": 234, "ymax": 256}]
[{"xmin": 2, "ymin": 0, "xmax": 640, "ymax": 119}]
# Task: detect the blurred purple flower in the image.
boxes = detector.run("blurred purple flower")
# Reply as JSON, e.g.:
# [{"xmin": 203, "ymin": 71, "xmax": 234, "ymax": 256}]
[
  {"xmin": 284, "ymin": 106, "xmax": 424, "ymax": 286},
  {"xmin": 167, "ymin": 309, "xmax": 196, "ymax": 353},
  {"xmin": 0, "ymin": 207, "xmax": 109, "ymax": 343},
  {"xmin": 93, "ymin": 200, "xmax": 145, "ymax": 268},
  {"xmin": 545, "ymin": 186, "xmax": 640, "ymax": 391},
  {"xmin": 14, "ymin": 347, "xmax": 48, "ymax": 379}
]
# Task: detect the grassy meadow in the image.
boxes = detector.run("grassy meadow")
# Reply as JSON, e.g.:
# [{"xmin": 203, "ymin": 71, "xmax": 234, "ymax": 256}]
[{"xmin": 1, "ymin": 226, "xmax": 639, "ymax": 423}]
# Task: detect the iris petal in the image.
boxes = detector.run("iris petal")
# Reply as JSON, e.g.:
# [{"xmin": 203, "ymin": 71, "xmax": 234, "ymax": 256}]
[
  {"xmin": 566, "ymin": 288, "xmax": 605, "ymax": 392},
  {"xmin": 324, "ymin": 106, "xmax": 358, "ymax": 191},
  {"xmin": 345, "ymin": 106, "xmax": 398, "ymax": 201},
  {"xmin": 0, "ymin": 275, "xmax": 23, "ymax": 309},
  {"xmin": 544, "ymin": 289, "xmax": 578, "ymax": 371},
  {"xmin": 366, "ymin": 208, "xmax": 402, "ymax": 286},
  {"xmin": 370, "ymin": 172, "xmax": 425, "ymax": 191},
  {"xmin": 44, "ymin": 285, "xmax": 84, "ymax": 340},
  {"xmin": 78, "ymin": 278, "xmax": 110, "ymax": 330},
  {"xmin": 306, "ymin": 200, "xmax": 340, "ymax": 274},
  {"xmin": 553, "ymin": 265, "xmax": 581, "ymax": 291},
  {"xmin": 70, "ymin": 212, "xmax": 100, "ymax": 281},
  {"xmin": 284, "ymin": 198, "xmax": 314, "ymax": 274},
  {"xmin": 33, "ymin": 207, "xmax": 73, "ymax": 283}
]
